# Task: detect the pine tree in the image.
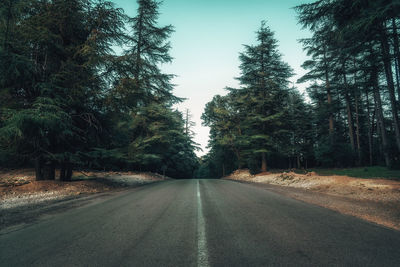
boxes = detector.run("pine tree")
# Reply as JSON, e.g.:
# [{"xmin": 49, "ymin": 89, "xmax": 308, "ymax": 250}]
[
  {"xmin": 202, "ymin": 93, "xmax": 246, "ymax": 170},
  {"xmin": 113, "ymin": 0, "xmax": 197, "ymax": 176},
  {"xmin": 0, "ymin": 0, "xmax": 127, "ymax": 179},
  {"xmin": 295, "ymin": 0, "xmax": 400, "ymax": 167},
  {"xmin": 0, "ymin": 0, "xmax": 199, "ymax": 178},
  {"xmin": 128, "ymin": 103, "xmax": 198, "ymax": 178},
  {"xmin": 120, "ymin": 0, "xmax": 180, "ymax": 107},
  {"xmin": 201, "ymin": 22, "xmax": 296, "ymax": 176},
  {"xmin": 286, "ymin": 90, "xmax": 314, "ymax": 169},
  {"xmin": 237, "ymin": 21, "xmax": 293, "ymax": 172}
]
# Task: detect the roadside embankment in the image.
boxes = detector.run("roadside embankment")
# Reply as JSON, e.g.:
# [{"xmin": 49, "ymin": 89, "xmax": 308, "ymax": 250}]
[
  {"xmin": 226, "ymin": 169, "xmax": 400, "ymax": 230},
  {"xmin": 0, "ymin": 169, "xmax": 167, "ymax": 229}
]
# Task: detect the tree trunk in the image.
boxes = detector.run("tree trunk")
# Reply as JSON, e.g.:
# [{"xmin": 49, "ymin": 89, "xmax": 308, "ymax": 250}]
[
  {"xmin": 343, "ymin": 73, "xmax": 356, "ymax": 153},
  {"xmin": 297, "ymin": 155, "xmax": 301, "ymax": 169},
  {"xmin": 364, "ymin": 88, "xmax": 374, "ymax": 166},
  {"xmin": 59, "ymin": 163, "xmax": 66, "ymax": 181},
  {"xmin": 65, "ymin": 163, "xmax": 73, "ymax": 181},
  {"xmin": 392, "ymin": 18, "xmax": 400, "ymax": 100},
  {"xmin": 352, "ymin": 60, "xmax": 362, "ymax": 165},
  {"xmin": 394, "ymin": 54, "xmax": 400, "ymax": 101},
  {"xmin": 3, "ymin": 0, "xmax": 12, "ymax": 51},
  {"xmin": 42, "ymin": 161, "xmax": 55, "ymax": 180},
  {"xmin": 35, "ymin": 157, "xmax": 44, "ymax": 181},
  {"xmin": 261, "ymin": 152, "xmax": 267, "ymax": 172},
  {"xmin": 375, "ymin": 110, "xmax": 384, "ymax": 164},
  {"xmin": 234, "ymin": 148, "xmax": 242, "ymax": 169},
  {"xmin": 372, "ymin": 72, "xmax": 391, "ymax": 167},
  {"xmin": 60, "ymin": 162, "xmax": 72, "ymax": 181},
  {"xmin": 380, "ymin": 25, "xmax": 400, "ymax": 153},
  {"xmin": 354, "ymin": 90, "xmax": 362, "ymax": 165},
  {"xmin": 324, "ymin": 48, "xmax": 334, "ymax": 141}
]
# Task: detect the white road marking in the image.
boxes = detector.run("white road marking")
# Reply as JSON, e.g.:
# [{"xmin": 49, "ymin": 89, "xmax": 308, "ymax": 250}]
[{"xmin": 197, "ymin": 180, "xmax": 210, "ymax": 267}]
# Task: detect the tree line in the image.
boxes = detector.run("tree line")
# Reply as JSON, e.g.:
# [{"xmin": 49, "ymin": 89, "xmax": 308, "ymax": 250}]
[
  {"xmin": 0, "ymin": 0, "xmax": 199, "ymax": 180},
  {"xmin": 197, "ymin": 0, "xmax": 400, "ymax": 178}
]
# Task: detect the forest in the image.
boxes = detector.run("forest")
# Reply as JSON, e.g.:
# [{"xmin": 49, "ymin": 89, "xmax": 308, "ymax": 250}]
[
  {"xmin": 197, "ymin": 0, "xmax": 400, "ymax": 178},
  {"xmin": 1, "ymin": 0, "xmax": 400, "ymax": 180},
  {"xmin": 0, "ymin": 0, "xmax": 198, "ymax": 179}
]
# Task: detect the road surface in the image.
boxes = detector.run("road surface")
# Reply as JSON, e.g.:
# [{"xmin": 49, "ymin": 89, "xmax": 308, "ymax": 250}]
[{"xmin": 1, "ymin": 179, "xmax": 400, "ymax": 266}]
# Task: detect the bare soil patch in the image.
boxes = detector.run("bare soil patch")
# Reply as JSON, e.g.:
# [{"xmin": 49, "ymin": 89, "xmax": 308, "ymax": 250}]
[
  {"xmin": 0, "ymin": 169, "xmax": 166, "ymax": 209},
  {"xmin": 0, "ymin": 169, "xmax": 166, "ymax": 230},
  {"xmin": 226, "ymin": 169, "xmax": 400, "ymax": 230}
]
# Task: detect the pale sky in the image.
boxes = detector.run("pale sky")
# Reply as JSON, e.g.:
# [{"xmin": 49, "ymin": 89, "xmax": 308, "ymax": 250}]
[{"xmin": 112, "ymin": 0, "xmax": 313, "ymax": 156}]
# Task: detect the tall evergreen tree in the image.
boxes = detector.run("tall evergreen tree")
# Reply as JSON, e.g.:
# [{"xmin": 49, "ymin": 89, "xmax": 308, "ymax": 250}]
[
  {"xmin": 108, "ymin": 0, "xmax": 197, "ymax": 176},
  {"xmin": 116, "ymin": 0, "xmax": 179, "ymax": 107},
  {"xmin": 295, "ymin": 0, "xmax": 400, "ymax": 167},
  {"xmin": 0, "ymin": 0, "xmax": 127, "ymax": 179},
  {"xmin": 237, "ymin": 22, "xmax": 293, "ymax": 172},
  {"xmin": 201, "ymin": 22, "xmax": 300, "ymax": 176}
]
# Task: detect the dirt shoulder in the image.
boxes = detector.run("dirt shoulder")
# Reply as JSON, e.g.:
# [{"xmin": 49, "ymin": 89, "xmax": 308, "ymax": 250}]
[
  {"xmin": 0, "ymin": 169, "xmax": 167, "ymax": 230},
  {"xmin": 225, "ymin": 169, "xmax": 400, "ymax": 230}
]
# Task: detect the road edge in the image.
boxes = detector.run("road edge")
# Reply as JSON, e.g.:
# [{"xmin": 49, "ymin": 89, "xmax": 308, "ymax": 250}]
[{"xmin": 225, "ymin": 178, "xmax": 400, "ymax": 232}]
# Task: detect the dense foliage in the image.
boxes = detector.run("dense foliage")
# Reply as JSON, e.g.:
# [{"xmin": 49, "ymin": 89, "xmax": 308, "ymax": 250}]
[
  {"xmin": 295, "ymin": 0, "xmax": 400, "ymax": 168},
  {"xmin": 0, "ymin": 0, "xmax": 199, "ymax": 179},
  {"xmin": 2, "ymin": 0, "xmax": 399, "ymax": 180},
  {"xmin": 198, "ymin": 23, "xmax": 313, "ymax": 178},
  {"xmin": 200, "ymin": 0, "xmax": 400, "ymax": 177}
]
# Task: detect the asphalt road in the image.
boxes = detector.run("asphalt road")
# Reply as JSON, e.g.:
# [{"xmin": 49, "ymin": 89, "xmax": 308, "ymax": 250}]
[{"xmin": 1, "ymin": 179, "xmax": 400, "ymax": 266}]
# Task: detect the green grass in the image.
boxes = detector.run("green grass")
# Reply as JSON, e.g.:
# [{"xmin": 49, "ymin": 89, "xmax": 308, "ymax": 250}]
[{"xmin": 310, "ymin": 166, "xmax": 400, "ymax": 180}]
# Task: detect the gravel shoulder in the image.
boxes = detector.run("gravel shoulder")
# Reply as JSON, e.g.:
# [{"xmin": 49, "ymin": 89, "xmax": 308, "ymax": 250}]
[
  {"xmin": 225, "ymin": 169, "xmax": 400, "ymax": 230},
  {"xmin": 0, "ymin": 169, "xmax": 167, "ymax": 230}
]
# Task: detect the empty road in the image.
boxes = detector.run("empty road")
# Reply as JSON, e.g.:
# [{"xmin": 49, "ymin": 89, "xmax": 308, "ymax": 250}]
[{"xmin": 1, "ymin": 179, "xmax": 400, "ymax": 266}]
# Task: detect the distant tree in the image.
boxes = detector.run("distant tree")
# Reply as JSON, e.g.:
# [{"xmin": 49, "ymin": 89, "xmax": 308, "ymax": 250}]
[
  {"xmin": 202, "ymin": 93, "xmax": 246, "ymax": 170},
  {"xmin": 128, "ymin": 104, "xmax": 198, "ymax": 178},
  {"xmin": 286, "ymin": 90, "xmax": 314, "ymax": 169},
  {"xmin": 184, "ymin": 109, "xmax": 195, "ymax": 138}
]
